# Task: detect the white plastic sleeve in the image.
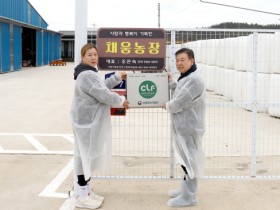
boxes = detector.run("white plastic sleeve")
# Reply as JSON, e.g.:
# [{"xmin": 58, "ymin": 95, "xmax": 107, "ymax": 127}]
[
  {"xmin": 119, "ymin": 95, "xmax": 126, "ymax": 107},
  {"xmin": 165, "ymin": 102, "xmax": 170, "ymax": 113}
]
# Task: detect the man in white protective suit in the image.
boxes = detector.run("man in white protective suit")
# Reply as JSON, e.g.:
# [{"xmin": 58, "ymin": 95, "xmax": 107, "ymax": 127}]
[
  {"xmin": 163, "ymin": 47, "xmax": 206, "ymax": 207},
  {"xmin": 70, "ymin": 43, "xmax": 129, "ymax": 209}
]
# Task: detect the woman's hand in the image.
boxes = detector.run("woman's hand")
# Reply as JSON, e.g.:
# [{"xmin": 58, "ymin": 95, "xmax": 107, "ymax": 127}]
[{"xmin": 119, "ymin": 72, "xmax": 127, "ymax": 80}]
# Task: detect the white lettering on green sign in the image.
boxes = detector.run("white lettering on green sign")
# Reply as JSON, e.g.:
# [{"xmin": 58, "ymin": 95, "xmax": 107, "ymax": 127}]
[{"xmin": 139, "ymin": 81, "xmax": 157, "ymax": 99}]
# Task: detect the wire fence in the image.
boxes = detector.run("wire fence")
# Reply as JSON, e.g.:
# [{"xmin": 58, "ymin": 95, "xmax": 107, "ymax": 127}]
[
  {"xmin": 2, "ymin": 29, "xmax": 279, "ymax": 180},
  {"xmin": 99, "ymin": 29, "xmax": 280, "ymax": 179}
]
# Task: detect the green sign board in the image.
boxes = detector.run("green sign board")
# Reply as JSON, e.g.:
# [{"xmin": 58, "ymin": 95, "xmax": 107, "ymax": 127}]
[{"xmin": 139, "ymin": 81, "xmax": 157, "ymax": 99}]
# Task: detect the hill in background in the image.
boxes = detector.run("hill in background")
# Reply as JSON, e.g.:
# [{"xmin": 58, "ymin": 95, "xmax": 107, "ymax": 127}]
[{"xmin": 209, "ymin": 22, "xmax": 280, "ymax": 29}]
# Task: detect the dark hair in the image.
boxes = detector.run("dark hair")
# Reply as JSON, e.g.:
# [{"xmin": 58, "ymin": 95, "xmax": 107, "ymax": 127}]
[
  {"xmin": 175, "ymin": 48, "xmax": 195, "ymax": 63},
  {"xmin": 81, "ymin": 43, "xmax": 98, "ymax": 57}
]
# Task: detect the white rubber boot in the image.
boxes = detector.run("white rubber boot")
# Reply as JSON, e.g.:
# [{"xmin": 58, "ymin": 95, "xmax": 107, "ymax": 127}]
[
  {"xmin": 167, "ymin": 175, "xmax": 198, "ymax": 207},
  {"xmin": 75, "ymin": 185, "xmax": 102, "ymax": 209},
  {"xmin": 168, "ymin": 173, "xmax": 188, "ymax": 198},
  {"xmin": 168, "ymin": 177, "xmax": 185, "ymax": 198},
  {"xmin": 168, "ymin": 188, "xmax": 181, "ymax": 198},
  {"xmin": 87, "ymin": 182, "xmax": 105, "ymax": 202}
]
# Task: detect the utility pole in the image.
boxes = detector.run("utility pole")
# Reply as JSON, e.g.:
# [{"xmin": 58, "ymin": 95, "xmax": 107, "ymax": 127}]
[
  {"xmin": 74, "ymin": 0, "xmax": 87, "ymax": 66},
  {"xmin": 158, "ymin": 3, "xmax": 160, "ymax": 28}
]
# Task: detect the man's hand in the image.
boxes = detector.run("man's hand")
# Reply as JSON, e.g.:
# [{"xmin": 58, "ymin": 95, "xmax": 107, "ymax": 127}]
[
  {"xmin": 123, "ymin": 100, "xmax": 129, "ymax": 109},
  {"xmin": 167, "ymin": 72, "xmax": 173, "ymax": 81}
]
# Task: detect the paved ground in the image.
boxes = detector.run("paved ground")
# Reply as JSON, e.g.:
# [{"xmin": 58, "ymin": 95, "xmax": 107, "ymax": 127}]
[{"xmin": 0, "ymin": 64, "xmax": 279, "ymax": 210}]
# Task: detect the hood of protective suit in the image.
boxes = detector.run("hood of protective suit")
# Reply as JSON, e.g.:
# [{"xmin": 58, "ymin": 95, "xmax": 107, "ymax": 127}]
[{"xmin": 74, "ymin": 63, "xmax": 98, "ymax": 80}]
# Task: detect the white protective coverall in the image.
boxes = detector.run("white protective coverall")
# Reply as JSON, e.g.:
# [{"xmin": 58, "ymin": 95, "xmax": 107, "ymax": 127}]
[
  {"xmin": 166, "ymin": 70, "xmax": 205, "ymax": 179},
  {"xmin": 71, "ymin": 70, "xmax": 125, "ymax": 180}
]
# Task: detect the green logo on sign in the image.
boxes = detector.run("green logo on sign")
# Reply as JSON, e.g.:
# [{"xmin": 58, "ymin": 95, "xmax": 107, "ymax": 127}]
[{"xmin": 139, "ymin": 81, "xmax": 157, "ymax": 99}]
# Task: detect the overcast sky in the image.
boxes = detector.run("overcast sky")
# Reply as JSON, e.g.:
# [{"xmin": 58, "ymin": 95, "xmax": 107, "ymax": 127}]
[{"xmin": 28, "ymin": 0, "xmax": 280, "ymax": 32}]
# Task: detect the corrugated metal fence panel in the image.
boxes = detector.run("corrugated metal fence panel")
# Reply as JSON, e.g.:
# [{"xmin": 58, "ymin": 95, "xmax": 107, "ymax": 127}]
[
  {"xmin": 0, "ymin": 0, "xmax": 43, "ymax": 26},
  {"xmin": 41, "ymin": 21, "xmax": 48, "ymax": 29},
  {"xmin": 0, "ymin": 22, "xmax": 10, "ymax": 73},
  {"xmin": 6, "ymin": 0, "xmax": 13, "ymax": 20},
  {"xmin": 12, "ymin": 0, "xmax": 18, "ymax": 21},
  {"xmin": 21, "ymin": 0, "xmax": 28, "ymax": 23},
  {"xmin": 0, "ymin": 0, "xmax": 27, "ymax": 23},
  {"xmin": 13, "ymin": 25, "xmax": 21, "ymax": 71},
  {"xmin": 30, "ymin": 6, "xmax": 39, "ymax": 27},
  {"xmin": 0, "ymin": 0, "xmax": 8, "ymax": 18},
  {"xmin": 43, "ymin": 31, "xmax": 49, "ymax": 65},
  {"xmin": 49, "ymin": 33, "xmax": 53, "ymax": 62},
  {"xmin": 28, "ymin": 2, "xmax": 47, "ymax": 29},
  {"xmin": 0, "ymin": 0, "xmax": 3, "ymax": 16},
  {"xmin": 36, "ymin": 30, "xmax": 42, "ymax": 66},
  {"xmin": 0, "ymin": 23, "xmax": 1, "ymax": 71},
  {"xmin": 12, "ymin": 0, "xmax": 20, "ymax": 21},
  {"xmin": 53, "ymin": 33, "xmax": 61, "ymax": 60}
]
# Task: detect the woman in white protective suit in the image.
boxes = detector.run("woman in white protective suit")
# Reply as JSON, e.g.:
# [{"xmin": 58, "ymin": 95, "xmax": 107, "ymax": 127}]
[
  {"xmin": 70, "ymin": 43, "xmax": 129, "ymax": 209},
  {"xmin": 163, "ymin": 48, "xmax": 205, "ymax": 207}
]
